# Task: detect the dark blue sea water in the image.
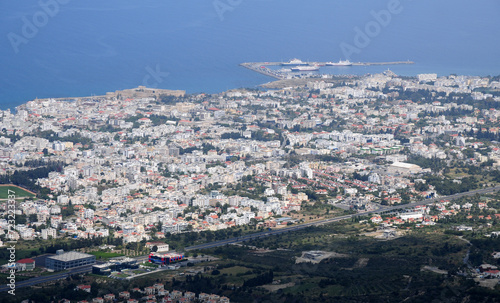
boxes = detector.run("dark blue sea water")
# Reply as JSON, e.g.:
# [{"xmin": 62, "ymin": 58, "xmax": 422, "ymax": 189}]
[{"xmin": 1, "ymin": 0, "xmax": 499, "ymax": 109}]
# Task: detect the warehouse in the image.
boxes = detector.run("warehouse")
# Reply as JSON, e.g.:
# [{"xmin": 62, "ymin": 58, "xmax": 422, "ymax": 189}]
[
  {"xmin": 92, "ymin": 257, "xmax": 138, "ymax": 275},
  {"xmin": 148, "ymin": 252, "xmax": 184, "ymax": 265},
  {"xmin": 46, "ymin": 250, "xmax": 96, "ymax": 271},
  {"xmin": 388, "ymin": 162, "xmax": 422, "ymax": 175}
]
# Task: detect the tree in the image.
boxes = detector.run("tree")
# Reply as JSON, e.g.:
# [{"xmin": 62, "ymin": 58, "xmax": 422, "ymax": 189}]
[
  {"xmin": 16, "ymin": 214, "xmax": 27, "ymax": 225},
  {"xmin": 29, "ymin": 214, "xmax": 38, "ymax": 223}
]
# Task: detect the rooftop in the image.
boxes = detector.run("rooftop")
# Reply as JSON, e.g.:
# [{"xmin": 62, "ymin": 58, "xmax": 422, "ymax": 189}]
[{"xmin": 48, "ymin": 251, "xmax": 95, "ymax": 262}]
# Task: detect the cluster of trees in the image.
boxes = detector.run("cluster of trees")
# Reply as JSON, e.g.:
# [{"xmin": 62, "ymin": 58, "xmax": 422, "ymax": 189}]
[
  {"xmin": 423, "ymin": 175, "xmax": 478, "ymax": 195},
  {"xmin": 0, "ymin": 161, "xmax": 64, "ymax": 196},
  {"xmin": 38, "ymin": 236, "xmax": 123, "ymax": 255},
  {"xmin": 33, "ymin": 130, "xmax": 94, "ymax": 147},
  {"xmin": 179, "ymin": 146, "xmax": 199, "ymax": 155},
  {"xmin": 221, "ymin": 132, "xmax": 243, "ymax": 140},
  {"xmin": 352, "ymin": 172, "xmax": 369, "ymax": 182},
  {"xmin": 202, "ymin": 143, "xmax": 218, "ymax": 154},
  {"xmin": 467, "ymin": 128, "xmax": 500, "ymax": 141},
  {"xmin": 21, "ymin": 159, "xmax": 62, "ymax": 168},
  {"xmin": 420, "ymin": 107, "xmax": 474, "ymax": 118},
  {"xmin": 384, "ymin": 87, "xmax": 500, "ymax": 111},
  {"xmin": 242, "ymin": 270, "xmax": 274, "ymax": 287},
  {"xmin": 252, "ymin": 130, "xmax": 279, "ymax": 142},
  {"xmin": 0, "ymin": 132, "xmax": 21, "ymax": 144},
  {"xmin": 406, "ymin": 155, "xmax": 447, "ymax": 171},
  {"xmin": 386, "ymin": 88, "xmax": 436, "ymax": 102},
  {"xmin": 468, "ymin": 237, "xmax": 500, "ymax": 267},
  {"xmin": 414, "ymin": 181, "xmax": 430, "ymax": 192},
  {"xmin": 158, "ymin": 94, "xmax": 187, "ymax": 105}
]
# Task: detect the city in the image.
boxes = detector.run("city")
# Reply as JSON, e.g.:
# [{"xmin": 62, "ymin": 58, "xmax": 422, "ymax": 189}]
[{"xmin": 1, "ymin": 71, "xmax": 500, "ymax": 301}]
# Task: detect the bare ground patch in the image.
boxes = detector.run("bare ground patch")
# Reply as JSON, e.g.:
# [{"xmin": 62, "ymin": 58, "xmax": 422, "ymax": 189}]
[
  {"xmin": 421, "ymin": 266, "xmax": 448, "ymax": 275},
  {"xmin": 344, "ymin": 258, "xmax": 369, "ymax": 270},
  {"xmin": 261, "ymin": 282, "xmax": 296, "ymax": 292},
  {"xmin": 295, "ymin": 251, "xmax": 349, "ymax": 264}
]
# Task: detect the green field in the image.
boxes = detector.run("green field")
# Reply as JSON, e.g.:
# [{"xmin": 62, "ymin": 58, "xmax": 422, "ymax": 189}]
[
  {"xmin": 0, "ymin": 185, "xmax": 35, "ymax": 199},
  {"xmin": 220, "ymin": 266, "xmax": 252, "ymax": 276},
  {"xmin": 89, "ymin": 251, "xmax": 124, "ymax": 260}
]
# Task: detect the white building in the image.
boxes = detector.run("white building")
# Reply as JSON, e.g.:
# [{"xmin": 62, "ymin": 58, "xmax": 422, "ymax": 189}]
[
  {"xmin": 41, "ymin": 228, "xmax": 57, "ymax": 240},
  {"xmin": 418, "ymin": 74, "xmax": 437, "ymax": 82}
]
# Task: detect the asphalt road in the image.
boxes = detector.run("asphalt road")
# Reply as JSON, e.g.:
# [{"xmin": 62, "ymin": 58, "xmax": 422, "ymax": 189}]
[
  {"xmin": 2, "ymin": 185, "xmax": 499, "ymax": 292},
  {"xmin": 185, "ymin": 185, "xmax": 500, "ymax": 251},
  {"xmin": 0, "ymin": 265, "xmax": 93, "ymax": 292},
  {"xmin": 0, "ymin": 255, "xmax": 149, "ymax": 292}
]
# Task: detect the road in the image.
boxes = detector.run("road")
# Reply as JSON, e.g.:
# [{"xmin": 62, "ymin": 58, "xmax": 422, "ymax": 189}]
[
  {"xmin": 185, "ymin": 185, "xmax": 500, "ymax": 251},
  {"xmin": 2, "ymin": 185, "xmax": 498, "ymax": 291},
  {"xmin": 0, "ymin": 255, "xmax": 150, "ymax": 292},
  {"xmin": 0, "ymin": 265, "xmax": 93, "ymax": 292}
]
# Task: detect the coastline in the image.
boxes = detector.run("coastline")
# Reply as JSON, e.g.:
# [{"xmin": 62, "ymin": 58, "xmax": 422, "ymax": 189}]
[{"xmin": 11, "ymin": 87, "xmax": 186, "ymax": 111}]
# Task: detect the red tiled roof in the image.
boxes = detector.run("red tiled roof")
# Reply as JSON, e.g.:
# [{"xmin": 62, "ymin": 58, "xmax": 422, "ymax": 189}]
[{"xmin": 17, "ymin": 258, "xmax": 35, "ymax": 264}]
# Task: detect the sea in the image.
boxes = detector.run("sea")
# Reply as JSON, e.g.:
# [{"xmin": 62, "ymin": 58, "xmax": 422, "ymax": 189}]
[{"xmin": 1, "ymin": 0, "xmax": 499, "ymax": 110}]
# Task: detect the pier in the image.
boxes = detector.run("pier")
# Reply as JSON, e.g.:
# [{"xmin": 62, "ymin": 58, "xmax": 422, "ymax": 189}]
[
  {"xmin": 240, "ymin": 63, "xmax": 283, "ymax": 79},
  {"xmin": 240, "ymin": 60, "xmax": 415, "ymax": 79}
]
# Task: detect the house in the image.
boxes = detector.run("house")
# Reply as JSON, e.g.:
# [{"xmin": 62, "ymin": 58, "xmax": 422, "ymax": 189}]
[
  {"xmin": 421, "ymin": 219, "xmax": 436, "ymax": 226},
  {"xmin": 170, "ymin": 290, "xmax": 182, "ymax": 299},
  {"xmin": 76, "ymin": 285, "xmax": 91, "ymax": 293},
  {"xmin": 479, "ymin": 264, "xmax": 498, "ymax": 272},
  {"xmin": 119, "ymin": 291, "xmax": 131, "ymax": 299},
  {"xmin": 184, "ymin": 292, "xmax": 196, "ymax": 300},
  {"xmin": 146, "ymin": 242, "xmax": 169, "ymax": 252},
  {"xmin": 199, "ymin": 293, "xmax": 210, "ymax": 301},
  {"xmin": 16, "ymin": 258, "xmax": 35, "ymax": 271},
  {"xmin": 484, "ymin": 270, "xmax": 500, "ymax": 277},
  {"xmin": 103, "ymin": 294, "xmax": 115, "ymax": 301}
]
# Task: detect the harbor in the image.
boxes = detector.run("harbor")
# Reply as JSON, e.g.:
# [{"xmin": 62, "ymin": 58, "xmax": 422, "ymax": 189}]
[{"xmin": 240, "ymin": 59, "xmax": 415, "ymax": 79}]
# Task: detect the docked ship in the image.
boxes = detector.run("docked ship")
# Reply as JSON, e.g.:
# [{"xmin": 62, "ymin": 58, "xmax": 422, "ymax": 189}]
[
  {"xmin": 282, "ymin": 58, "xmax": 308, "ymax": 66},
  {"xmin": 291, "ymin": 65, "xmax": 320, "ymax": 72},
  {"xmin": 326, "ymin": 59, "xmax": 352, "ymax": 66}
]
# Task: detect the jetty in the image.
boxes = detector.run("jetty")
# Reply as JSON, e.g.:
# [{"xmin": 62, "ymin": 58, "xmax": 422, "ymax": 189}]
[{"xmin": 240, "ymin": 60, "xmax": 415, "ymax": 79}]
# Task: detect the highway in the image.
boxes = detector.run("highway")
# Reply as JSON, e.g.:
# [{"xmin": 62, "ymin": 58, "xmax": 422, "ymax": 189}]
[
  {"xmin": 2, "ymin": 186, "xmax": 498, "ymax": 291},
  {"xmin": 0, "ymin": 265, "xmax": 93, "ymax": 292},
  {"xmin": 185, "ymin": 185, "xmax": 500, "ymax": 251},
  {"xmin": 0, "ymin": 255, "xmax": 150, "ymax": 292}
]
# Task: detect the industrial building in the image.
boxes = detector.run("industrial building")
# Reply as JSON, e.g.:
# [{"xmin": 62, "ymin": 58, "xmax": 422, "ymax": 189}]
[
  {"xmin": 45, "ymin": 250, "xmax": 96, "ymax": 271},
  {"xmin": 92, "ymin": 256, "xmax": 139, "ymax": 275},
  {"xmin": 388, "ymin": 162, "xmax": 423, "ymax": 175},
  {"xmin": 148, "ymin": 252, "xmax": 184, "ymax": 265}
]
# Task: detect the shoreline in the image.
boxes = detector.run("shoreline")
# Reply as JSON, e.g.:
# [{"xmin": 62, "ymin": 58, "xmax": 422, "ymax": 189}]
[
  {"xmin": 13, "ymin": 86, "xmax": 186, "ymax": 111},
  {"xmin": 2, "ymin": 70, "xmax": 499, "ymax": 111}
]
